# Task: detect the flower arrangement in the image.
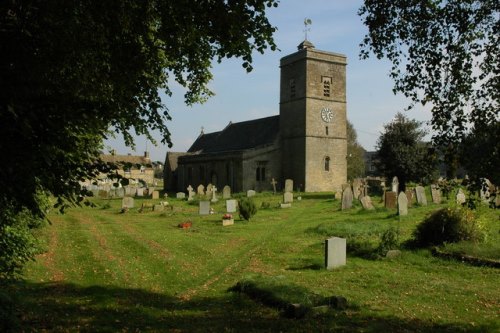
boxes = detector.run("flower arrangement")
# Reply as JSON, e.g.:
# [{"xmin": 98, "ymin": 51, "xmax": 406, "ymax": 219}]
[
  {"xmin": 222, "ymin": 213, "xmax": 233, "ymax": 220},
  {"xmin": 178, "ymin": 221, "xmax": 192, "ymax": 229}
]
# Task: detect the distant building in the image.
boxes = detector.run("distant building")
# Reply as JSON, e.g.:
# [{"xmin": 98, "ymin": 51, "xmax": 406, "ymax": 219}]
[
  {"xmin": 164, "ymin": 40, "xmax": 348, "ymax": 193},
  {"xmin": 100, "ymin": 150, "xmax": 154, "ymax": 184}
]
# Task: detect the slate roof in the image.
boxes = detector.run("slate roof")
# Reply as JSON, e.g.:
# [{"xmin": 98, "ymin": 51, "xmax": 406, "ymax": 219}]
[
  {"xmin": 100, "ymin": 153, "xmax": 151, "ymax": 166},
  {"xmin": 188, "ymin": 115, "xmax": 280, "ymax": 154}
]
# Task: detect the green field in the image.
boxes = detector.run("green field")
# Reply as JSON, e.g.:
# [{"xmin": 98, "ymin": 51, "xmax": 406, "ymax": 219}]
[{"xmin": 6, "ymin": 192, "xmax": 500, "ymax": 332}]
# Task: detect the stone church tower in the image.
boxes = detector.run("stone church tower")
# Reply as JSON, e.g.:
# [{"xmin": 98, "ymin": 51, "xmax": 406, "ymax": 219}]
[{"xmin": 279, "ymin": 40, "xmax": 347, "ymax": 192}]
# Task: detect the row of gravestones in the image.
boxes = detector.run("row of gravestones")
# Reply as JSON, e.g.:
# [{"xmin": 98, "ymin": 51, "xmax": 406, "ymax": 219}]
[
  {"xmin": 93, "ymin": 186, "xmax": 159, "ymax": 199},
  {"xmin": 198, "ymin": 199, "xmax": 238, "ymax": 215}
]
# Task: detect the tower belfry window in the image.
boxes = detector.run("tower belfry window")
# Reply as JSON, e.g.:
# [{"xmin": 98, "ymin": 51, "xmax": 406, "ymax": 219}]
[
  {"xmin": 289, "ymin": 79, "xmax": 296, "ymax": 99},
  {"xmin": 322, "ymin": 77, "xmax": 331, "ymax": 97},
  {"xmin": 326, "ymin": 126, "xmax": 329, "ymax": 136}
]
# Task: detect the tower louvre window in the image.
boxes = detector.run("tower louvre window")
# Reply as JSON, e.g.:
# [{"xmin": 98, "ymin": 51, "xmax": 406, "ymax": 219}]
[
  {"xmin": 326, "ymin": 126, "xmax": 329, "ymax": 135},
  {"xmin": 322, "ymin": 76, "xmax": 331, "ymax": 97},
  {"xmin": 289, "ymin": 79, "xmax": 296, "ymax": 99}
]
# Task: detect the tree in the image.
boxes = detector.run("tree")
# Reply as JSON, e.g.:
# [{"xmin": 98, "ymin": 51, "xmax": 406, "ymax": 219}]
[
  {"xmin": 346, "ymin": 120, "xmax": 366, "ymax": 180},
  {"xmin": 375, "ymin": 113, "xmax": 436, "ymax": 191},
  {"xmin": 359, "ymin": 1, "xmax": 499, "ymax": 148},
  {"xmin": 0, "ymin": 0, "xmax": 278, "ymax": 278}
]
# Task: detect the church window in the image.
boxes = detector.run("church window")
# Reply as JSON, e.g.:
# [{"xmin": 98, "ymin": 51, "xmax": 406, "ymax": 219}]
[
  {"xmin": 326, "ymin": 126, "xmax": 329, "ymax": 135},
  {"xmin": 289, "ymin": 79, "xmax": 296, "ymax": 99},
  {"xmin": 324, "ymin": 156, "xmax": 330, "ymax": 171},
  {"xmin": 256, "ymin": 161, "xmax": 267, "ymax": 182},
  {"xmin": 322, "ymin": 77, "xmax": 331, "ymax": 97}
]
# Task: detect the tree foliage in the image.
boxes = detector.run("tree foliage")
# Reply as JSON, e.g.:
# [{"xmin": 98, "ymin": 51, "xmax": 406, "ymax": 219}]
[
  {"xmin": 359, "ymin": 1, "xmax": 499, "ymax": 147},
  {"xmin": 0, "ymin": 0, "xmax": 278, "ymax": 278},
  {"xmin": 346, "ymin": 120, "xmax": 366, "ymax": 180},
  {"xmin": 375, "ymin": 113, "xmax": 436, "ymax": 191}
]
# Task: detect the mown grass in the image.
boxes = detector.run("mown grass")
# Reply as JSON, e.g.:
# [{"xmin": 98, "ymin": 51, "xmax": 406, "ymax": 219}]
[{"xmin": 4, "ymin": 192, "xmax": 500, "ymax": 332}]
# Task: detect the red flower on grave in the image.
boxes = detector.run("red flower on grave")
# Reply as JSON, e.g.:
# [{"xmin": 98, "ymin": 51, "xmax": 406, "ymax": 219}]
[{"xmin": 222, "ymin": 213, "xmax": 233, "ymax": 220}]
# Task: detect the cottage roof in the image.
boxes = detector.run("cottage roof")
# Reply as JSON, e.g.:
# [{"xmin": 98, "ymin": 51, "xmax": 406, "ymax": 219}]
[
  {"xmin": 187, "ymin": 115, "xmax": 280, "ymax": 154},
  {"xmin": 100, "ymin": 153, "xmax": 151, "ymax": 166}
]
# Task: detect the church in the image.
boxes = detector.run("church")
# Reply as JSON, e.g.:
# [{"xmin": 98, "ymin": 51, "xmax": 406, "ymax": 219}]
[{"xmin": 164, "ymin": 40, "xmax": 347, "ymax": 193}]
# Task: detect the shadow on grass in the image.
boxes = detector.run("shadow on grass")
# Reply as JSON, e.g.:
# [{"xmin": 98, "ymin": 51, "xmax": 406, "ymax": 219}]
[{"xmin": 3, "ymin": 281, "xmax": 494, "ymax": 333}]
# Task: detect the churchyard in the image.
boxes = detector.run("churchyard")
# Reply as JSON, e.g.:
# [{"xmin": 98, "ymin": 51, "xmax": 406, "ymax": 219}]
[{"xmin": 7, "ymin": 187, "xmax": 499, "ymax": 332}]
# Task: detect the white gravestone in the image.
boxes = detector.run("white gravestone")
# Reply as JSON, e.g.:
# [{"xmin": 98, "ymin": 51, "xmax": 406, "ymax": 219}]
[{"xmin": 325, "ymin": 237, "xmax": 346, "ymax": 269}]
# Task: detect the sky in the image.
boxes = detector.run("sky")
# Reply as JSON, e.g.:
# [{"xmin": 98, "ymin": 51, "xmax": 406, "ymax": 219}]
[{"xmin": 104, "ymin": 0, "xmax": 433, "ymax": 162}]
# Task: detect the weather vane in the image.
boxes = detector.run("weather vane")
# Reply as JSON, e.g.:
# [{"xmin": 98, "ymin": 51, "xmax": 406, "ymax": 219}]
[{"xmin": 303, "ymin": 18, "xmax": 312, "ymax": 41}]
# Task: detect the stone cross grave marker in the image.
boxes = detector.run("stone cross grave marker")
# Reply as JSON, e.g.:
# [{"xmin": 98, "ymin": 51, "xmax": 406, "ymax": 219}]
[
  {"xmin": 270, "ymin": 178, "xmax": 277, "ymax": 194},
  {"xmin": 211, "ymin": 186, "xmax": 218, "ymax": 202},
  {"xmin": 415, "ymin": 186, "xmax": 427, "ymax": 206},
  {"xmin": 152, "ymin": 191, "xmax": 159, "ymax": 200},
  {"xmin": 360, "ymin": 196, "xmax": 375, "ymax": 210},
  {"xmin": 384, "ymin": 191, "xmax": 397, "ymax": 209},
  {"xmin": 199, "ymin": 201, "xmax": 210, "ymax": 215},
  {"xmin": 398, "ymin": 192, "xmax": 408, "ymax": 216},
  {"xmin": 392, "ymin": 176, "xmax": 399, "ymax": 194},
  {"xmin": 341, "ymin": 187, "xmax": 353, "ymax": 210},
  {"xmin": 187, "ymin": 185, "xmax": 195, "ymax": 201},
  {"xmin": 122, "ymin": 197, "xmax": 134, "ymax": 209},
  {"xmin": 325, "ymin": 237, "xmax": 346, "ymax": 269},
  {"xmin": 222, "ymin": 185, "xmax": 231, "ymax": 199},
  {"xmin": 456, "ymin": 189, "xmax": 466, "ymax": 205},
  {"xmin": 283, "ymin": 191, "xmax": 293, "ymax": 203},
  {"xmin": 226, "ymin": 199, "xmax": 237, "ymax": 213},
  {"xmin": 284, "ymin": 179, "xmax": 293, "ymax": 193},
  {"xmin": 247, "ymin": 190, "xmax": 256, "ymax": 197},
  {"xmin": 197, "ymin": 184, "xmax": 205, "ymax": 196}
]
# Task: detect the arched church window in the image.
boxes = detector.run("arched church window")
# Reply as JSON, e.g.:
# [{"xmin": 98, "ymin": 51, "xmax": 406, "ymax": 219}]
[{"xmin": 324, "ymin": 156, "xmax": 330, "ymax": 171}]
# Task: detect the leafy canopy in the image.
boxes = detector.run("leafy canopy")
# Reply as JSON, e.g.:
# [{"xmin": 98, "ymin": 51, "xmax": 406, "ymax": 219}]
[{"xmin": 359, "ymin": 0, "xmax": 499, "ymax": 147}]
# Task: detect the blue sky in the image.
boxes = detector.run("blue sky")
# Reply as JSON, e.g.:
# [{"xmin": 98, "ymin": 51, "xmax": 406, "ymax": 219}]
[{"xmin": 105, "ymin": 0, "xmax": 432, "ymax": 162}]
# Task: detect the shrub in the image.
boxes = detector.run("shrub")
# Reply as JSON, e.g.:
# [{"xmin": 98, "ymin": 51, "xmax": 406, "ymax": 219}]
[
  {"xmin": 378, "ymin": 227, "xmax": 399, "ymax": 254},
  {"xmin": 413, "ymin": 207, "xmax": 485, "ymax": 247},
  {"xmin": 239, "ymin": 197, "xmax": 257, "ymax": 221}
]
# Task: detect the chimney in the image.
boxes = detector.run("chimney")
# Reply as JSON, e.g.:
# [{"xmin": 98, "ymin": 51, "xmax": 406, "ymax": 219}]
[{"xmin": 144, "ymin": 151, "xmax": 150, "ymax": 160}]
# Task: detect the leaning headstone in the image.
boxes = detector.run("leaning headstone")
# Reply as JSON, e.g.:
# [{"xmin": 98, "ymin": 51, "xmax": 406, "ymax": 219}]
[
  {"xmin": 122, "ymin": 197, "xmax": 134, "ymax": 209},
  {"xmin": 341, "ymin": 187, "xmax": 353, "ymax": 210},
  {"xmin": 360, "ymin": 196, "xmax": 375, "ymax": 210},
  {"xmin": 136, "ymin": 188, "xmax": 144, "ymax": 197},
  {"xmin": 199, "ymin": 201, "xmax": 210, "ymax": 215},
  {"xmin": 222, "ymin": 185, "xmax": 231, "ymax": 199},
  {"xmin": 397, "ymin": 192, "xmax": 408, "ymax": 216},
  {"xmin": 226, "ymin": 199, "xmax": 237, "ymax": 213},
  {"xmin": 415, "ymin": 186, "xmax": 427, "ymax": 206},
  {"xmin": 391, "ymin": 176, "xmax": 399, "ymax": 194},
  {"xmin": 431, "ymin": 187, "xmax": 441, "ymax": 204},
  {"xmin": 197, "ymin": 184, "xmax": 205, "ymax": 196},
  {"xmin": 284, "ymin": 179, "xmax": 294, "ymax": 193},
  {"xmin": 152, "ymin": 191, "xmax": 160, "ymax": 200},
  {"xmin": 187, "ymin": 185, "xmax": 195, "ymax": 201},
  {"xmin": 325, "ymin": 237, "xmax": 346, "ymax": 269},
  {"xmin": 247, "ymin": 190, "xmax": 256, "ymax": 197},
  {"xmin": 176, "ymin": 192, "xmax": 186, "ymax": 199},
  {"xmin": 384, "ymin": 191, "xmax": 397, "ymax": 209},
  {"xmin": 283, "ymin": 192, "xmax": 293, "ymax": 203},
  {"xmin": 456, "ymin": 189, "xmax": 466, "ymax": 205}
]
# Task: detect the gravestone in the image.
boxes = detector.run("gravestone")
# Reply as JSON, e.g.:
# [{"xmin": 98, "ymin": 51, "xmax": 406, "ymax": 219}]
[
  {"xmin": 431, "ymin": 187, "xmax": 441, "ymax": 204},
  {"xmin": 341, "ymin": 183, "xmax": 351, "ymax": 192},
  {"xmin": 384, "ymin": 191, "xmax": 397, "ymax": 209},
  {"xmin": 456, "ymin": 189, "xmax": 466, "ymax": 205},
  {"xmin": 283, "ymin": 192, "xmax": 293, "ymax": 203},
  {"xmin": 122, "ymin": 197, "xmax": 134, "ymax": 209},
  {"xmin": 325, "ymin": 237, "xmax": 346, "ymax": 269},
  {"xmin": 153, "ymin": 204, "xmax": 164, "ymax": 212},
  {"xmin": 98, "ymin": 190, "xmax": 109, "ymax": 199},
  {"xmin": 270, "ymin": 178, "xmax": 277, "ymax": 194},
  {"xmin": 222, "ymin": 185, "xmax": 231, "ymax": 199},
  {"xmin": 280, "ymin": 203, "xmax": 292, "ymax": 208},
  {"xmin": 199, "ymin": 201, "xmax": 210, "ymax": 215},
  {"xmin": 247, "ymin": 190, "xmax": 256, "ymax": 197},
  {"xmin": 352, "ymin": 178, "xmax": 362, "ymax": 199},
  {"xmin": 391, "ymin": 176, "xmax": 399, "ymax": 194},
  {"xmin": 136, "ymin": 188, "xmax": 144, "ymax": 197},
  {"xmin": 226, "ymin": 199, "xmax": 237, "ymax": 213},
  {"xmin": 205, "ymin": 184, "xmax": 213, "ymax": 200},
  {"xmin": 116, "ymin": 187, "xmax": 125, "ymax": 198},
  {"xmin": 211, "ymin": 186, "xmax": 218, "ymax": 203},
  {"xmin": 152, "ymin": 191, "xmax": 160, "ymax": 200},
  {"xmin": 334, "ymin": 191, "xmax": 342, "ymax": 201},
  {"xmin": 405, "ymin": 189, "xmax": 414, "ymax": 208},
  {"xmin": 124, "ymin": 186, "xmax": 135, "ymax": 196},
  {"xmin": 187, "ymin": 185, "xmax": 195, "ymax": 201},
  {"xmin": 397, "ymin": 192, "xmax": 408, "ymax": 216},
  {"xmin": 360, "ymin": 196, "xmax": 375, "ymax": 210},
  {"xmin": 284, "ymin": 179, "xmax": 294, "ymax": 193},
  {"xmin": 415, "ymin": 186, "xmax": 427, "ymax": 206},
  {"xmin": 176, "ymin": 192, "xmax": 186, "ymax": 199},
  {"xmin": 341, "ymin": 187, "xmax": 353, "ymax": 210},
  {"xmin": 197, "ymin": 184, "xmax": 205, "ymax": 196}
]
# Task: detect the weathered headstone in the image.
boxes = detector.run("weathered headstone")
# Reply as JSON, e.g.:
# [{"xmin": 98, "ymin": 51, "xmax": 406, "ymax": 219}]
[
  {"xmin": 456, "ymin": 189, "xmax": 466, "ymax": 205},
  {"xmin": 360, "ymin": 196, "xmax": 375, "ymax": 210},
  {"xmin": 122, "ymin": 197, "xmax": 134, "ymax": 209},
  {"xmin": 205, "ymin": 184, "xmax": 213, "ymax": 199},
  {"xmin": 284, "ymin": 179, "xmax": 294, "ymax": 193},
  {"xmin": 270, "ymin": 178, "xmax": 277, "ymax": 194},
  {"xmin": 405, "ymin": 189, "xmax": 414, "ymax": 208},
  {"xmin": 415, "ymin": 186, "xmax": 427, "ymax": 206},
  {"xmin": 247, "ymin": 190, "xmax": 256, "ymax": 197},
  {"xmin": 152, "ymin": 190, "xmax": 160, "ymax": 200},
  {"xmin": 280, "ymin": 203, "xmax": 292, "ymax": 208},
  {"xmin": 222, "ymin": 185, "xmax": 231, "ymax": 199},
  {"xmin": 325, "ymin": 237, "xmax": 346, "ymax": 269},
  {"xmin": 384, "ymin": 191, "xmax": 397, "ymax": 209},
  {"xmin": 352, "ymin": 178, "xmax": 362, "ymax": 199},
  {"xmin": 153, "ymin": 204, "xmax": 164, "ymax": 212},
  {"xmin": 98, "ymin": 189, "xmax": 109, "ymax": 199},
  {"xmin": 136, "ymin": 188, "xmax": 144, "ymax": 197},
  {"xmin": 283, "ymin": 192, "xmax": 293, "ymax": 203},
  {"xmin": 341, "ymin": 187, "xmax": 353, "ymax": 210},
  {"xmin": 397, "ymin": 192, "xmax": 408, "ymax": 216},
  {"xmin": 341, "ymin": 183, "xmax": 351, "ymax": 192},
  {"xmin": 199, "ymin": 201, "xmax": 210, "ymax": 215},
  {"xmin": 124, "ymin": 186, "xmax": 135, "ymax": 196},
  {"xmin": 431, "ymin": 187, "xmax": 441, "ymax": 204},
  {"xmin": 116, "ymin": 187, "xmax": 125, "ymax": 198},
  {"xmin": 211, "ymin": 186, "xmax": 218, "ymax": 203},
  {"xmin": 226, "ymin": 199, "xmax": 237, "ymax": 213},
  {"xmin": 391, "ymin": 176, "xmax": 399, "ymax": 194},
  {"xmin": 197, "ymin": 184, "xmax": 205, "ymax": 196},
  {"xmin": 176, "ymin": 192, "xmax": 186, "ymax": 199},
  {"xmin": 187, "ymin": 185, "xmax": 195, "ymax": 201}
]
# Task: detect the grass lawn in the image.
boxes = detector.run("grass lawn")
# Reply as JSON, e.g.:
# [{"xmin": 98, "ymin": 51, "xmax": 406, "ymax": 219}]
[{"xmin": 5, "ymin": 192, "xmax": 500, "ymax": 332}]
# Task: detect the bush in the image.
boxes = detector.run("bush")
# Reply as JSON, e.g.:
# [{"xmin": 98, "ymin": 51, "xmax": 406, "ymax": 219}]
[
  {"xmin": 413, "ymin": 207, "xmax": 485, "ymax": 247},
  {"xmin": 239, "ymin": 197, "xmax": 257, "ymax": 221},
  {"xmin": 378, "ymin": 228, "xmax": 399, "ymax": 255}
]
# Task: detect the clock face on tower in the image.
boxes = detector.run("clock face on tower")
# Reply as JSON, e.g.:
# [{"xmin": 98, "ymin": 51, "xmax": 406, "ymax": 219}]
[{"xmin": 321, "ymin": 107, "xmax": 333, "ymax": 123}]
